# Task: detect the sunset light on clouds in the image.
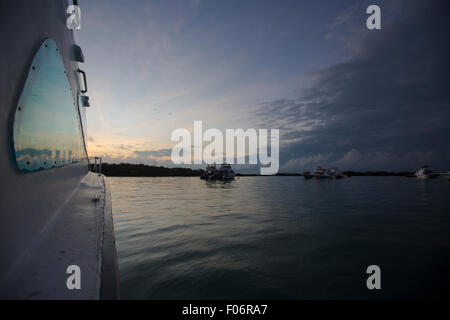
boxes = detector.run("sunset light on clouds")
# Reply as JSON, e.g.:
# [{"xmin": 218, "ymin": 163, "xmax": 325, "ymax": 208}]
[{"xmin": 77, "ymin": 0, "xmax": 450, "ymax": 171}]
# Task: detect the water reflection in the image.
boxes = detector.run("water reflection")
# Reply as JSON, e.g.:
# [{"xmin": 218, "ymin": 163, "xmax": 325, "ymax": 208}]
[
  {"xmin": 204, "ymin": 179, "xmax": 235, "ymax": 189},
  {"xmin": 13, "ymin": 39, "xmax": 87, "ymax": 173},
  {"xmin": 109, "ymin": 176, "xmax": 450, "ymax": 299}
]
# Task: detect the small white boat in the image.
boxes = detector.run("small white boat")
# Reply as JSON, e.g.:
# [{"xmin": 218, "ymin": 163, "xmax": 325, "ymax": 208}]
[
  {"xmin": 201, "ymin": 163, "xmax": 235, "ymax": 180},
  {"xmin": 216, "ymin": 164, "xmax": 236, "ymax": 180},
  {"xmin": 200, "ymin": 164, "xmax": 217, "ymax": 180},
  {"xmin": 304, "ymin": 166, "xmax": 332, "ymax": 180},
  {"xmin": 415, "ymin": 166, "xmax": 438, "ymax": 179},
  {"xmin": 436, "ymin": 171, "xmax": 450, "ymax": 180},
  {"xmin": 327, "ymin": 167, "xmax": 348, "ymax": 179},
  {"xmin": 304, "ymin": 166, "xmax": 348, "ymax": 180}
]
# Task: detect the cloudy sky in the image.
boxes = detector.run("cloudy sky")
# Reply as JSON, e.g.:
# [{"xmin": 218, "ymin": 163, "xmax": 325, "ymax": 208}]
[{"xmin": 76, "ymin": 0, "xmax": 450, "ymax": 172}]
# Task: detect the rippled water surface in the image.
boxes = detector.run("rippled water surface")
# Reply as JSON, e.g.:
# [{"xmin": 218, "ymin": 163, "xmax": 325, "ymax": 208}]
[{"xmin": 108, "ymin": 176, "xmax": 450, "ymax": 299}]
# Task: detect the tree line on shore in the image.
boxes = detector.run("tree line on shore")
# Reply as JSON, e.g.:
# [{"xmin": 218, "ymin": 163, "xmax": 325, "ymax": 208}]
[
  {"xmin": 96, "ymin": 163, "xmax": 203, "ymax": 177},
  {"xmin": 93, "ymin": 163, "xmax": 413, "ymax": 177}
]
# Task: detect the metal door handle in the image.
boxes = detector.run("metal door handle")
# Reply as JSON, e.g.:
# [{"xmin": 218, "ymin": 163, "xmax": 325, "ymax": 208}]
[{"xmin": 77, "ymin": 69, "xmax": 88, "ymax": 93}]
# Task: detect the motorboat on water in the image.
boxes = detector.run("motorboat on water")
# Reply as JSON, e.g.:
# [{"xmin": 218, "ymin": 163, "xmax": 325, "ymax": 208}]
[
  {"xmin": 304, "ymin": 166, "xmax": 347, "ymax": 180},
  {"xmin": 327, "ymin": 167, "xmax": 348, "ymax": 179},
  {"xmin": 217, "ymin": 163, "xmax": 236, "ymax": 180},
  {"xmin": 201, "ymin": 163, "xmax": 218, "ymax": 180},
  {"xmin": 201, "ymin": 163, "xmax": 236, "ymax": 180},
  {"xmin": 415, "ymin": 166, "xmax": 438, "ymax": 179},
  {"xmin": 436, "ymin": 171, "xmax": 450, "ymax": 180},
  {"xmin": 304, "ymin": 166, "xmax": 332, "ymax": 180}
]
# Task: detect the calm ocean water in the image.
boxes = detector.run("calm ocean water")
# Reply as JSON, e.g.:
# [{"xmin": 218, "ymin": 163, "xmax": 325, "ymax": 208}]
[{"xmin": 108, "ymin": 176, "xmax": 450, "ymax": 299}]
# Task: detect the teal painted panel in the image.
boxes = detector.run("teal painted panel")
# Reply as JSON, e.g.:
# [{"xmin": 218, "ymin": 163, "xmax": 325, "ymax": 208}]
[{"xmin": 13, "ymin": 39, "xmax": 87, "ymax": 173}]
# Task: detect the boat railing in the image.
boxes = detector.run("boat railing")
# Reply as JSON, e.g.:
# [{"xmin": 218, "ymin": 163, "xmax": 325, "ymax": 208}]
[{"xmin": 88, "ymin": 156, "xmax": 102, "ymax": 175}]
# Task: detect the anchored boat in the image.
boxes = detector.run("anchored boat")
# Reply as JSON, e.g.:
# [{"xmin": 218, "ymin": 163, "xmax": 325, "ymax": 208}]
[
  {"xmin": 415, "ymin": 166, "xmax": 438, "ymax": 179},
  {"xmin": 327, "ymin": 167, "xmax": 348, "ymax": 179},
  {"xmin": 201, "ymin": 163, "xmax": 236, "ymax": 181},
  {"xmin": 304, "ymin": 166, "xmax": 332, "ymax": 180},
  {"xmin": 436, "ymin": 171, "xmax": 450, "ymax": 180},
  {"xmin": 304, "ymin": 166, "xmax": 347, "ymax": 180}
]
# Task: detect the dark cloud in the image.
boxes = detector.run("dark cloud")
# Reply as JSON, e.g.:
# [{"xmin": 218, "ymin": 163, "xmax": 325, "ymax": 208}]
[{"xmin": 254, "ymin": 0, "xmax": 450, "ymax": 171}]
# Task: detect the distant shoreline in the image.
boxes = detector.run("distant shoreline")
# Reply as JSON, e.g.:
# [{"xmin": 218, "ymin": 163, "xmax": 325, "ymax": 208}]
[{"xmin": 95, "ymin": 163, "xmax": 413, "ymax": 177}]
